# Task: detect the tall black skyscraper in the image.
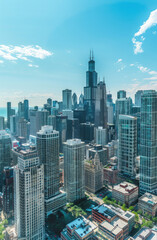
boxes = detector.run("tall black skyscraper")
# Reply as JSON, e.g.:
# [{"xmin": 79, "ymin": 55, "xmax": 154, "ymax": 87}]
[{"xmin": 84, "ymin": 51, "xmax": 97, "ymax": 123}]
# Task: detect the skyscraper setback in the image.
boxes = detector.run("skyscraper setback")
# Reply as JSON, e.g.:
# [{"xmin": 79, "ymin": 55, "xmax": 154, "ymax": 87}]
[{"xmin": 84, "ymin": 51, "xmax": 97, "ymax": 123}]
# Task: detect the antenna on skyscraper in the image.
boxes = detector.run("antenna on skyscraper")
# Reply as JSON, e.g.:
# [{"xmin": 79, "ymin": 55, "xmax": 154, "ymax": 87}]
[
  {"xmin": 89, "ymin": 50, "xmax": 92, "ymax": 60},
  {"xmin": 92, "ymin": 49, "xmax": 94, "ymax": 60}
]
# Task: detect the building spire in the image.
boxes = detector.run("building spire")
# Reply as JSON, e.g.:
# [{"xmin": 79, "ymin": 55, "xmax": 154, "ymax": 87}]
[
  {"xmin": 92, "ymin": 49, "xmax": 94, "ymax": 60},
  {"xmin": 89, "ymin": 50, "xmax": 92, "ymax": 60}
]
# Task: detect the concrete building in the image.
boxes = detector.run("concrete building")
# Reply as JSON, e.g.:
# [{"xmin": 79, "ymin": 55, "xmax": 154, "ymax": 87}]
[
  {"xmin": 112, "ymin": 182, "xmax": 138, "ymax": 207},
  {"xmin": 93, "ymin": 204, "xmax": 135, "ymax": 233},
  {"xmin": 140, "ymin": 90, "xmax": 157, "ymax": 195},
  {"xmin": 133, "ymin": 228, "xmax": 157, "ymax": 240},
  {"xmin": 62, "ymin": 89, "xmax": 72, "ymax": 110},
  {"xmin": 118, "ymin": 115, "xmax": 137, "ymax": 177},
  {"xmin": 63, "ymin": 139, "xmax": 85, "ymax": 202},
  {"xmin": 14, "ymin": 146, "xmax": 45, "ymax": 239},
  {"xmin": 72, "ymin": 92, "xmax": 77, "ymax": 110},
  {"xmin": 85, "ymin": 153, "xmax": 103, "ymax": 193},
  {"xmin": 37, "ymin": 126, "xmax": 66, "ymax": 217},
  {"xmin": 138, "ymin": 193, "xmax": 157, "ymax": 217},
  {"xmin": 67, "ymin": 118, "xmax": 80, "ymax": 140},
  {"xmin": 61, "ymin": 217, "xmax": 97, "ymax": 240},
  {"xmin": 0, "ymin": 131, "xmax": 12, "ymax": 191},
  {"xmin": 95, "ymin": 126, "xmax": 107, "ymax": 146}
]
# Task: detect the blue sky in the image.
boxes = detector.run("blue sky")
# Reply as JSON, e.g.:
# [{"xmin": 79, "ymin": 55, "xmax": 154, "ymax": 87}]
[{"xmin": 0, "ymin": 0, "xmax": 157, "ymax": 107}]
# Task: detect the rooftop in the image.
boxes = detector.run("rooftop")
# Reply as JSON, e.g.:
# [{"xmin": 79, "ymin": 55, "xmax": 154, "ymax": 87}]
[
  {"xmin": 113, "ymin": 182, "xmax": 138, "ymax": 194},
  {"xmin": 67, "ymin": 217, "xmax": 97, "ymax": 238},
  {"xmin": 133, "ymin": 228, "xmax": 157, "ymax": 240},
  {"xmin": 139, "ymin": 193, "xmax": 157, "ymax": 206},
  {"xmin": 93, "ymin": 204, "xmax": 116, "ymax": 219}
]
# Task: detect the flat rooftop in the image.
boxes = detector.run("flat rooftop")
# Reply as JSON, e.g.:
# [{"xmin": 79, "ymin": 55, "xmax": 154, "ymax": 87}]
[
  {"xmin": 133, "ymin": 228, "xmax": 157, "ymax": 240},
  {"xmin": 113, "ymin": 182, "xmax": 138, "ymax": 194},
  {"xmin": 67, "ymin": 217, "xmax": 97, "ymax": 238},
  {"xmin": 93, "ymin": 204, "xmax": 116, "ymax": 219},
  {"xmin": 139, "ymin": 193, "xmax": 157, "ymax": 206}
]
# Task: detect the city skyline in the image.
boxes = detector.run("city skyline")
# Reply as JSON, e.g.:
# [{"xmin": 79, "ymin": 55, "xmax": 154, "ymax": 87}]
[{"xmin": 0, "ymin": 0, "xmax": 157, "ymax": 107}]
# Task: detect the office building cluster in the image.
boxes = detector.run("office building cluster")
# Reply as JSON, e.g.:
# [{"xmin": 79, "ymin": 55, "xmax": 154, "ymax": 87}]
[{"xmin": 0, "ymin": 53, "xmax": 157, "ymax": 239}]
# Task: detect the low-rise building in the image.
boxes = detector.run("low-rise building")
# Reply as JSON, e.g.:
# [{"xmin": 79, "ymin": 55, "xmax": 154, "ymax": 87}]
[
  {"xmin": 61, "ymin": 217, "xmax": 97, "ymax": 240},
  {"xmin": 98, "ymin": 216, "xmax": 129, "ymax": 240},
  {"xmin": 92, "ymin": 204, "xmax": 135, "ymax": 233},
  {"xmin": 133, "ymin": 227, "xmax": 157, "ymax": 240},
  {"xmin": 138, "ymin": 193, "xmax": 157, "ymax": 217},
  {"xmin": 112, "ymin": 182, "xmax": 138, "ymax": 207}
]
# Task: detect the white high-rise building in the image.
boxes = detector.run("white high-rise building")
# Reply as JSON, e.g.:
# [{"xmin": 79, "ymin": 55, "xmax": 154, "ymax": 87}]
[
  {"xmin": 118, "ymin": 115, "xmax": 137, "ymax": 177},
  {"xmin": 63, "ymin": 139, "xmax": 85, "ymax": 202},
  {"xmin": 14, "ymin": 147, "xmax": 45, "ymax": 239},
  {"xmin": 95, "ymin": 126, "xmax": 107, "ymax": 146},
  {"xmin": 37, "ymin": 126, "xmax": 66, "ymax": 217}
]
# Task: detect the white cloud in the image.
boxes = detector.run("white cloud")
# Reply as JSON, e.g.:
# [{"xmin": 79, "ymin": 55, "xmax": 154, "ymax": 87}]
[
  {"xmin": 117, "ymin": 58, "xmax": 122, "ymax": 63},
  {"xmin": 28, "ymin": 64, "xmax": 39, "ymax": 68},
  {"xmin": 0, "ymin": 45, "xmax": 53, "ymax": 63},
  {"xmin": 0, "ymin": 60, "xmax": 4, "ymax": 63},
  {"xmin": 144, "ymin": 76, "xmax": 157, "ymax": 80},
  {"xmin": 135, "ymin": 9, "xmax": 157, "ymax": 37},
  {"xmin": 149, "ymin": 70, "xmax": 157, "ymax": 75},
  {"xmin": 138, "ymin": 65, "xmax": 149, "ymax": 73},
  {"xmin": 132, "ymin": 37, "xmax": 143, "ymax": 54},
  {"xmin": 130, "ymin": 63, "xmax": 134, "ymax": 67},
  {"xmin": 132, "ymin": 9, "xmax": 157, "ymax": 54}
]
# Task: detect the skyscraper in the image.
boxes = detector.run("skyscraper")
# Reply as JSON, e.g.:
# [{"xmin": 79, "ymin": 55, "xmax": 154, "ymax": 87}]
[
  {"xmin": 118, "ymin": 115, "xmax": 137, "ymax": 177},
  {"xmin": 140, "ymin": 90, "xmax": 157, "ymax": 195},
  {"xmin": 56, "ymin": 115, "xmax": 67, "ymax": 152},
  {"xmin": 3, "ymin": 167, "xmax": 14, "ymax": 218},
  {"xmin": 0, "ymin": 131, "xmax": 12, "ymax": 191},
  {"xmin": 0, "ymin": 116, "xmax": 5, "ymax": 130},
  {"xmin": 37, "ymin": 126, "xmax": 66, "ymax": 216},
  {"xmin": 95, "ymin": 126, "xmax": 107, "ymax": 146},
  {"xmin": 135, "ymin": 90, "xmax": 143, "ymax": 107},
  {"xmin": 30, "ymin": 109, "xmax": 48, "ymax": 136},
  {"xmin": 115, "ymin": 96, "xmax": 132, "ymax": 136},
  {"xmin": 24, "ymin": 99, "xmax": 29, "ymax": 120},
  {"xmin": 7, "ymin": 102, "xmax": 11, "ymax": 129},
  {"xmin": 14, "ymin": 146, "xmax": 45, "ymax": 239},
  {"xmin": 72, "ymin": 92, "xmax": 77, "ymax": 110},
  {"xmin": 62, "ymin": 89, "xmax": 72, "ymax": 110},
  {"xmin": 84, "ymin": 51, "xmax": 97, "ymax": 123},
  {"xmin": 117, "ymin": 90, "xmax": 126, "ymax": 99},
  {"xmin": 63, "ymin": 139, "xmax": 85, "ymax": 202},
  {"xmin": 95, "ymin": 80, "xmax": 108, "ymax": 128}
]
